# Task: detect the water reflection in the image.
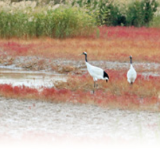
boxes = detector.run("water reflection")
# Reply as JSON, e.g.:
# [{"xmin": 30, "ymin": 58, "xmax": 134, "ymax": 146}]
[{"xmin": 0, "ymin": 68, "xmax": 66, "ymax": 88}]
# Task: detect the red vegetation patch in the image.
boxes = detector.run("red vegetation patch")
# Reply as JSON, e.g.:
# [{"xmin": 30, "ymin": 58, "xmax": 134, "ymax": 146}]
[
  {"xmin": 0, "ymin": 84, "xmax": 39, "ymax": 99},
  {"xmin": 95, "ymin": 26, "xmax": 160, "ymax": 40},
  {"xmin": 0, "ymin": 41, "xmax": 35, "ymax": 56},
  {"xmin": 55, "ymin": 69, "xmax": 160, "ymax": 97},
  {"xmin": 0, "ymin": 80, "xmax": 159, "ymax": 111},
  {"xmin": 1, "ymin": 27, "xmax": 160, "ymax": 63},
  {"xmin": 41, "ymin": 88, "xmax": 72, "ymax": 102}
]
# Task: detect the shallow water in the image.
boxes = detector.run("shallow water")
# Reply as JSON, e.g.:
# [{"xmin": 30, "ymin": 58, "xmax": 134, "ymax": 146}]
[
  {"xmin": 0, "ymin": 61, "xmax": 160, "ymax": 89},
  {"xmin": 0, "ymin": 67, "xmax": 66, "ymax": 88}
]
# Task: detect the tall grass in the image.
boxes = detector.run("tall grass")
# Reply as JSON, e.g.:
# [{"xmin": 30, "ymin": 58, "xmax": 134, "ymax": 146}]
[
  {"xmin": 126, "ymin": 0, "xmax": 158, "ymax": 27},
  {"xmin": 68, "ymin": 0, "xmax": 158, "ymax": 27},
  {"xmin": 150, "ymin": 15, "xmax": 160, "ymax": 27},
  {"xmin": 0, "ymin": 0, "xmax": 159, "ymax": 39},
  {"xmin": 0, "ymin": 3, "xmax": 96, "ymax": 38},
  {"xmin": 65, "ymin": 0, "xmax": 126, "ymax": 26},
  {"xmin": 149, "ymin": 5, "xmax": 160, "ymax": 27}
]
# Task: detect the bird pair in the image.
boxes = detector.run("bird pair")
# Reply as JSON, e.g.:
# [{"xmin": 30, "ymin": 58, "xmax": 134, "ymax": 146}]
[{"xmin": 82, "ymin": 51, "xmax": 137, "ymax": 94}]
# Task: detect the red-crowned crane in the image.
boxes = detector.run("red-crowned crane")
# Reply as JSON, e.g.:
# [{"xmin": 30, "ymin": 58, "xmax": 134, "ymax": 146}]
[
  {"xmin": 82, "ymin": 51, "xmax": 109, "ymax": 93},
  {"xmin": 127, "ymin": 56, "xmax": 137, "ymax": 84}
]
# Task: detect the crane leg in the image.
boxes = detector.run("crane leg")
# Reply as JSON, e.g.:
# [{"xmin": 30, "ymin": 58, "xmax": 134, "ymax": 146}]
[{"xmin": 93, "ymin": 81, "xmax": 96, "ymax": 94}]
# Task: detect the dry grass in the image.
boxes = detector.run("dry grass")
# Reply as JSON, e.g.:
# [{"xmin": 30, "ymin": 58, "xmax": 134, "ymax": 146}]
[
  {"xmin": 0, "ymin": 27, "xmax": 160, "ymax": 62},
  {"xmin": 55, "ymin": 70, "xmax": 160, "ymax": 98}
]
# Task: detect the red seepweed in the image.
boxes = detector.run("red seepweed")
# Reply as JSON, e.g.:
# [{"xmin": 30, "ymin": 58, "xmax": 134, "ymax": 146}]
[{"xmin": 0, "ymin": 82, "xmax": 159, "ymax": 111}]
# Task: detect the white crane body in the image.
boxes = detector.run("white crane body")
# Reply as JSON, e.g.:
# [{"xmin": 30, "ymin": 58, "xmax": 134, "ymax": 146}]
[
  {"xmin": 86, "ymin": 62, "xmax": 108, "ymax": 81},
  {"xmin": 127, "ymin": 56, "xmax": 137, "ymax": 84},
  {"xmin": 82, "ymin": 51, "xmax": 109, "ymax": 93}
]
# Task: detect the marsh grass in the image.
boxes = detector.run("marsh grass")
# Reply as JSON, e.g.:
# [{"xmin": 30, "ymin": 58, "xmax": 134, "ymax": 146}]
[
  {"xmin": 0, "ymin": 26, "xmax": 160, "ymax": 111},
  {"xmin": 54, "ymin": 71, "xmax": 160, "ymax": 98},
  {"xmin": 1, "ymin": 26, "xmax": 160, "ymax": 63},
  {"xmin": 0, "ymin": 5, "xmax": 96, "ymax": 38},
  {"xmin": 126, "ymin": 0, "xmax": 158, "ymax": 27},
  {"xmin": 65, "ymin": 0, "xmax": 158, "ymax": 26},
  {"xmin": 0, "ymin": 0, "xmax": 159, "ymax": 39},
  {"xmin": 149, "ymin": 15, "xmax": 160, "ymax": 27}
]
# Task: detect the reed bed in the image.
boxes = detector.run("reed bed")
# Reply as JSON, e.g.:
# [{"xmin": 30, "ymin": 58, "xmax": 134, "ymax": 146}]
[
  {"xmin": 0, "ymin": 1, "xmax": 96, "ymax": 38},
  {"xmin": 0, "ymin": 0, "xmax": 159, "ymax": 39}
]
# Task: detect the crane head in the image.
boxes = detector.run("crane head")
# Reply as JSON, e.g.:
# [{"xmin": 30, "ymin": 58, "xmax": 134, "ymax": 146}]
[
  {"xmin": 129, "ymin": 55, "xmax": 133, "ymax": 64},
  {"xmin": 82, "ymin": 51, "xmax": 87, "ymax": 55}
]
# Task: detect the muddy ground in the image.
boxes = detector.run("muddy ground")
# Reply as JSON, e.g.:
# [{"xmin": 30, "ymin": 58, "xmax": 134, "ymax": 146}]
[
  {"xmin": 0, "ymin": 97, "xmax": 160, "ymax": 146},
  {"xmin": 1, "ymin": 55, "xmax": 160, "ymax": 75}
]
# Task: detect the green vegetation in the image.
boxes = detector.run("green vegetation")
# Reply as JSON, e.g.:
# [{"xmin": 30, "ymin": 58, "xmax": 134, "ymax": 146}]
[
  {"xmin": 0, "ymin": 5, "xmax": 96, "ymax": 38},
  {"xmin": 149, "ymin": 15, "xmax": 160, "ymax": 27},
  {"xmin": 126, "ymin": 0, "xmax": 158, "ymax": 27},
  {"xmin": 0, "ymin": 0, "xmax": 159, "ymax": 38},
  {"xmin": 68, "ymin": 0, "xmax": 158, "ymax": 27}
]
